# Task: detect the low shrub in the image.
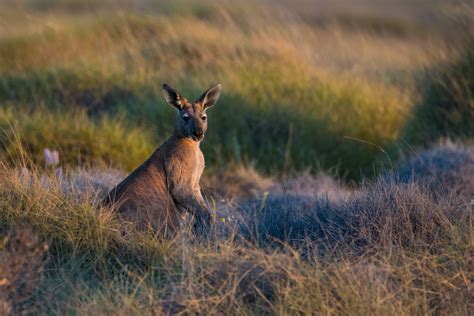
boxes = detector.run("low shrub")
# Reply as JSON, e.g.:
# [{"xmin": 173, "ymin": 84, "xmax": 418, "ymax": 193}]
[
  {"xmin": 393, "ymin": 141, "xmax": 474, "ymax": 196},
  {"xmin": 240, "ymin": 143, "xmax": 473, "ymax": 252}
]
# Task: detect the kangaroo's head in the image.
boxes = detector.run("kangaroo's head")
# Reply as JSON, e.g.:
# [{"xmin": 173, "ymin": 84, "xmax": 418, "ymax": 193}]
[{"xmin": 162, "ymin": 83, "xmax": 222, "ymax": 142}]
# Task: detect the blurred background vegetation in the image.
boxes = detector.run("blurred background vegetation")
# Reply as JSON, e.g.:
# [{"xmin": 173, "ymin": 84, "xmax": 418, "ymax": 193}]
[
  {"xmin": 1, "ymin": 1, "xmax": 473, "ymax": 314},
  {"xmin": 0, "ymin": 0, "xmax": 472, "ymax": 180}
]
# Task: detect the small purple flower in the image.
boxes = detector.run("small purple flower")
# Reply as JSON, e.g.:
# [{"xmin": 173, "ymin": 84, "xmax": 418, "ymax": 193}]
[{"xmin": 44, "ymin": 149, "xmax": 59, "ymax": 167}]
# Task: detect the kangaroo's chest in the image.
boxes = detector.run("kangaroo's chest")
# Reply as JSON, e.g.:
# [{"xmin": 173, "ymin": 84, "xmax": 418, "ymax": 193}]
[
  {"xmin": 165, "ymin": 146, "xmax": 205, "ymax": 190},
  {"xmin": 190, "ymin": 149, "xmax": 205, "ymax": 188}
]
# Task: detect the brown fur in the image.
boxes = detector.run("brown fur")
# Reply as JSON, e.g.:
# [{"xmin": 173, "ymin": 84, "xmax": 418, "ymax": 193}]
[{"xmin": 103, "ymin": 83, "xmax": 222, "ymax": 235}]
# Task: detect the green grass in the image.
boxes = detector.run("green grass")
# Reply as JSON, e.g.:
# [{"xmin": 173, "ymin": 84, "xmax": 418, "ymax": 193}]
[
  {"xmin": 0, "ymin": 1, "xmax": 473, "ymax": 314},
  {"xmin": 0, "ymin": 107, "xmax": 154, "ymax": 171},
  {"xmin": 0, "ymin": 63, "xmax": 407, "ymax": 178},
  {"xmin": 0, "ymin": 5, "xmax": 425, "ymax": 179},
  {"xmin": 0, "ymin": 41, "xmax": 410, "ymax": 180},
  {"xmin": 403, "ymin": 45, "xmax": 474, "ymax": 144}
]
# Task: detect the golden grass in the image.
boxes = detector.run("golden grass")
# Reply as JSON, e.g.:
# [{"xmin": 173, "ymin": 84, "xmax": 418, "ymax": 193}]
[
  {"xmin": 0, "ymin": 2, "xmax": 472, "ymax": 313},
  {"xmin": 0, "ymin": 155, "xmax": 472, "ymax": 314},
  {"xmin": 0, "ymin": 1, "xmax": 466, "ymax": 178},
  {"xmin": 0, "ymin": 107, "xmax": 154, "ymax": 171}
]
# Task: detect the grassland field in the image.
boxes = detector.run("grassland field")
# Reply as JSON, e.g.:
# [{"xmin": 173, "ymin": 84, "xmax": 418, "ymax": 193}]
[{"xmin": 0, "ymin": 0, "xmax": 473, "ymax": 314}]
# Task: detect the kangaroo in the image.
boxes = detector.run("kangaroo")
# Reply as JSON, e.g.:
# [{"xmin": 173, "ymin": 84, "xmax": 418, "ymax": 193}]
[{"xmin": 103, "ymin": 83, "xmax": 222, "ymax": 235}]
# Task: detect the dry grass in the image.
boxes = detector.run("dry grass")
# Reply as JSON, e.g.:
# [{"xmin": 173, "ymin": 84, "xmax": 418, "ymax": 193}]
[
  {"xmin": 0, "ymin": 1, "xmax": 473, "ymax": 314},
  {"xmin": 0, "ymin": 228, "xmax": 48, "ymax": 315},
  {"xmin": 0, "ymin": 142, "xmax": 472, "ymax": 314}
]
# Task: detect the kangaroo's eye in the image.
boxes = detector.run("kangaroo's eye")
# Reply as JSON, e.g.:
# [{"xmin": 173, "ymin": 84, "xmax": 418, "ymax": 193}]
[
  {"xmin": 201, "ymin": 116, "xmax": 207, "ymax": 121},
  {"xmin": 183, "ymin": 115, "xmax": 190, "ymax": 121}
]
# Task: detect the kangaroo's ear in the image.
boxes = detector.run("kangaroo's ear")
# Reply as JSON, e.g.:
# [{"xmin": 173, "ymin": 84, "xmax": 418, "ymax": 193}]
[
  {"xmin": 198, "ymin": 83, "xmax": 222, "ymax": 109},
  {"xmin": 162, "ymin": 83, "xmax": 184, "ymax": 110}
]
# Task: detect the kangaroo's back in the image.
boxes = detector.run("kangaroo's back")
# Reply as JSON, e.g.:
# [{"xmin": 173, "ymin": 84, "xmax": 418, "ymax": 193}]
[{"xmin": 103, "ymin": 140, "xmax": 180, "ymax": 233}]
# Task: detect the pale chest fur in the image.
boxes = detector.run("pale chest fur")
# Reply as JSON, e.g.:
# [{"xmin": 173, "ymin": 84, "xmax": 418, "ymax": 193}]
[
  {"xmin": 191, "ymin": 148, "xmax": 205, "ymax": 190},
  {"xmin": 164, "ymin": 141, "xmax": 205, "ymax": 194}
]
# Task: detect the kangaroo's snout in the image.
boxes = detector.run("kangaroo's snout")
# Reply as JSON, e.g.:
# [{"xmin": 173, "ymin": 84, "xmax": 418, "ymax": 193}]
[{"xmin": 192, "ymin": 129, "xmax": 204, "ymax": 140}]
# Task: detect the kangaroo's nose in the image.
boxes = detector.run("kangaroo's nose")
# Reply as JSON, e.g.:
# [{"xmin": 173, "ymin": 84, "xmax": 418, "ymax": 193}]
[{"xmin": 193, "ymin": 130, "xmax": 204, "ymax": 138}]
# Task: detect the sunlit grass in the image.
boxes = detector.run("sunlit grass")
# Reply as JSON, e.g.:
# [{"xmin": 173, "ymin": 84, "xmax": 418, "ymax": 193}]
[
  {"xmin": 0, "ymin": 2, "xmax": 472, "ymax": 313},
  {"xmin": 1, "ymin": 141, "xmax": 472, "ymax": 314},
  {"xmin": 0, "ymin": 10, "xmax": 422, "ymax": 178},
  {"xmin": 0, "ymin": 107, "xmax": 154, "ymax": 171}
]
